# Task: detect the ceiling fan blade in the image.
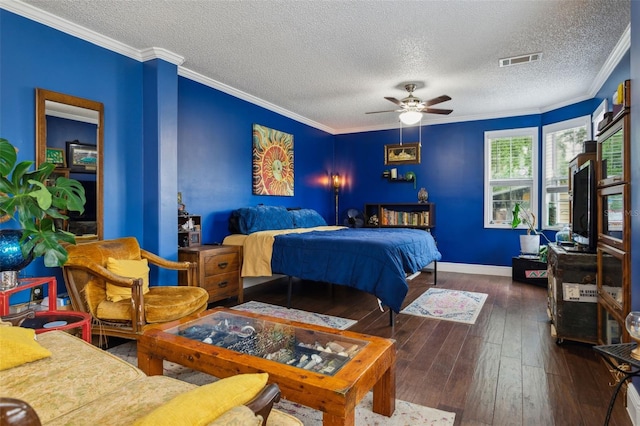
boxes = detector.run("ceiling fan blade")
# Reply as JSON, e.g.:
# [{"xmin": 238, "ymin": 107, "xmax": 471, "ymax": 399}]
[
  {"xmin": 423, "ymin": 107, "xmax": 453, "ymax": 115},
  {"xmin": 384, "ymin": 97, "xmax": 404, "ymax": 107},
  {"xmin": 365, "ymin": 109, "xmax": 400, "ymax": 114},
  {"xmin": 424, "ymin": 95, "xmax": 452, "ymax": 107}
]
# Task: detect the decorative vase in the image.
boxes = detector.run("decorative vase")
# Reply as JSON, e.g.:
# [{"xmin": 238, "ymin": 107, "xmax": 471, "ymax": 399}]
[
  {"xmin": 0, "ymin": 229, "xmax": 33, "ymax": 290},
  {"xmin": 417, "ymin": 187, "xmax": 428, "ymax": 203},
  {"xmin": 519, "ymin": 234, "xmax": 541, "ymax": 257}
]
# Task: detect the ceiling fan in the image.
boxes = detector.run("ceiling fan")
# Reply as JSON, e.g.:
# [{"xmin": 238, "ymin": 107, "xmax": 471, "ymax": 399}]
[{"xmin": 366, "ymin": 83, "xmax": 453, "ymax": 124}]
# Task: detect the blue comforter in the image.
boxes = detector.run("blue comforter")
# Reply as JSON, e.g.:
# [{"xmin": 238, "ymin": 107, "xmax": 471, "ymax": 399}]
[{"xmin": 271, "ymin": 228, "xmax": 441, "ymax": 313}]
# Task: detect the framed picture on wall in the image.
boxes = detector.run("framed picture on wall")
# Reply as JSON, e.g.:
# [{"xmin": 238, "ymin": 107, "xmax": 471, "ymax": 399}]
[
  {"xmin": 252, "ymin": 124, "xmax": 294, "ymax": 196},
  {"xmin": 45, "ymin": 147, "xmax": 66, "ymax": 167},
  {"xmin": 66, "ymin": 141, "xmax": 97, "ymax": 173},
  {"xmin": 384, "ymin": 142, "xmax": 421, "ymax": 165}
]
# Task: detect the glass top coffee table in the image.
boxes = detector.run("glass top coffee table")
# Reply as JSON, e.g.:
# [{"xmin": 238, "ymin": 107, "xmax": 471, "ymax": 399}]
[{"xmin": 138, "ymin": 307, "xmax": 396, "ymax": 425}]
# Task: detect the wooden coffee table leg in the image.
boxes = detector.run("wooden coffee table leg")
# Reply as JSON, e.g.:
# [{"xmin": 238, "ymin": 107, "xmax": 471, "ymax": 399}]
[
  {"xmin": 372, "ymin": 363, "xmax": 396, "ymax": 417},
  {"xmin": 323, "ymin": 409, "xmax": 355, "ymax": 426},
  {"xmin": 137, "ymin": 344, "xmax": 164, "ymax": 376}
]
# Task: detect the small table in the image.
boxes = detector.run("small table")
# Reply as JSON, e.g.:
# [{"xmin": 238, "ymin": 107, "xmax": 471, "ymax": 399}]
[
  {"xmin": 138, "ymin": 307, "xmax": 396, "ymax": 426},
  {"xmin": 593, "ymin": 343, "xmax": 640, "ymax": 425},
  {"xmin": 21, "ymin": 310, "xmax": 92, "ymax": 343},
  {"xmin": 0, "ymin": 276, "xmax": 57, "ymax": 315}
]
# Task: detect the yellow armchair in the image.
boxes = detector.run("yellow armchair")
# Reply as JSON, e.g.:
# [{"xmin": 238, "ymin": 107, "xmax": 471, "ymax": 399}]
[{"xmin": 62, "ymin": 237, "xmax": 208, "ymax": 340}]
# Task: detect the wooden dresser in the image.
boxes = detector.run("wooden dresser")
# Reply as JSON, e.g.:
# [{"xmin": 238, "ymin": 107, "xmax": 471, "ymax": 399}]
[{"xmin": 178, "ymin": 245, "xmax": 243, "ymax": 304}]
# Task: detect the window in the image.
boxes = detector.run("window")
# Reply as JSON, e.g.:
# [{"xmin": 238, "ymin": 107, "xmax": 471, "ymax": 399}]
[
  {"xmin": 484, "ymin": 127, "xmax": 538, "ymax": 229},
  {"xmin": 541, "ymin": 116, "xmax": 591, "ymax": 230},
  {"xmin": 593, "ymin": 99, "xmax": 607, "ymax": 139}
]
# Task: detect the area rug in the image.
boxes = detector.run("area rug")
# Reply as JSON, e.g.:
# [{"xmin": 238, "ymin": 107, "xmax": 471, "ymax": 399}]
[
  {"xmin": 401, "ymin": 288, "xmax": 488, "ymax": 324},
  {"xmin": 232, "ymin": 300, "xmax": 356, "ymax": 330},
  {"xmin": 107, "ymin": 342, "xmax": 455, "ymax": 425},
  {"xmin": 275, "ymin": 394, "xmax": 455, "ymax": 425}
]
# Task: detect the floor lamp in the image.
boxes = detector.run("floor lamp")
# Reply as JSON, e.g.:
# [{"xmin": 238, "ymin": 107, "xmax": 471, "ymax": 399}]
[{"xmin": 332, "ymin": 173, "xmax": 340, "ymax": 225}]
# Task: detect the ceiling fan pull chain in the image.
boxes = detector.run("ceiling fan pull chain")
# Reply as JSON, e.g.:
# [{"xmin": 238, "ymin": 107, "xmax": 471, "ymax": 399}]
[{"xmin": 399, "ymin": 119, "xmax": 403, "ymax": 145}]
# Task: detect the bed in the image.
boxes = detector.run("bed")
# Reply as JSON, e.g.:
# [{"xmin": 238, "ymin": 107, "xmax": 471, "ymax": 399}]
[{"xmin": 222, "ymin": 206, "xmax": 441, "ymax": 317}]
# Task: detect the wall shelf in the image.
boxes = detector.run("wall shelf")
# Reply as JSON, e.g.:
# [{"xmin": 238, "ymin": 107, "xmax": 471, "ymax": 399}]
[
  {"xmin": 364, "ymin": 203, "xmax": 435, "ymax": 230},
  {"xmin": 385, "ymin": 177, "xmax": 415, "ymax": 183}
]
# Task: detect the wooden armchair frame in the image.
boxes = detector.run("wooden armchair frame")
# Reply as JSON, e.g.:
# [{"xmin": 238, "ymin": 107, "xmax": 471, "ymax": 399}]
[{"xmin": 62, "ymin": 237, "xmax": 202, "ymax": 340}]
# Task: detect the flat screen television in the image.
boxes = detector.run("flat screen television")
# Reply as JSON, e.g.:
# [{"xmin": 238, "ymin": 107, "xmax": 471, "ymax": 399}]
[
  {"xmin": 571, "ymin": 160, "xmax": 596, "ymax": 252},
  {"xmin": 67, "ymin": 179, "xmax": 97, "ymax": 235}
]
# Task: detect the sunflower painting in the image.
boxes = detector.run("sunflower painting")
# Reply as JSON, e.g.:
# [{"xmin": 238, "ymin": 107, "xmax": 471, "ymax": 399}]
[{"xmin": 252, "ymin": 124, "xmax": 294, "ymax": 196}]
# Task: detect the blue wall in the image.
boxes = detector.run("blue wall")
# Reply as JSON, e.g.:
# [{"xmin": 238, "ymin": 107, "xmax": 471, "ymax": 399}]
[
  {"xmin": 177, "ymin": 78, "xmax": 336, "ymax": 244},
  {"xmin": 0, "ymin": 8, "xmax": 632, "ymax": 279},
  {"xmin": 0, "ymin": 10, "xmax": 145, "ymax": 250}
]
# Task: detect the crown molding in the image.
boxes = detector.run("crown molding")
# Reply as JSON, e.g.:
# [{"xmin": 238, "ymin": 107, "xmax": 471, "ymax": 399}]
[
  {"xmin": 1, "ymin": 0, "xmax": 141, "ymax": 61},
  {"xmin": 140, "ymin": 47, "xmax": 185, "ymax": 66},
  {"xmin": 588, "ymin": 23, "xmax": 630, "ymax": 96},
  {"xmin": 2, "ymin": 0, "xmax": 630, "ymax": 136},
  {"xmin": 178, "ymin": 67, "xmax": 334, "ymax": 134}
]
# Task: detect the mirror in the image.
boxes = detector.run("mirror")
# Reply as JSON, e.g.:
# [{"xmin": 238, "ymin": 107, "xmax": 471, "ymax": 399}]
[{"xmin": 36, "ymin": 88, "xmax": 104, "ymax": 240}]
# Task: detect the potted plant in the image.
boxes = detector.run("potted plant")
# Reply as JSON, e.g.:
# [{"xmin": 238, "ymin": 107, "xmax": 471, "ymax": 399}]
[
  {"xmin": 511, "ymin": 203, "xmax": 550, "ymax": 257},
  {"xmin": 0, "ymin": 138, "xmax": 85, "ymax": 276}
]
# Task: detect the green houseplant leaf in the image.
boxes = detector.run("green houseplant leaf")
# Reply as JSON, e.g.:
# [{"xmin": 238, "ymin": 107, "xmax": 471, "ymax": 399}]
[{"xmin": 0, "ymin": 138, "xmax": 86, "ymax": 267}]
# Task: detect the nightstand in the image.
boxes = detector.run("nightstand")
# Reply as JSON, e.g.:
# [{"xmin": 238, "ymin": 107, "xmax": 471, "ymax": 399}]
[{"xmin": 178, "ymin": 245, "xmax": 242, "ymax": 304}]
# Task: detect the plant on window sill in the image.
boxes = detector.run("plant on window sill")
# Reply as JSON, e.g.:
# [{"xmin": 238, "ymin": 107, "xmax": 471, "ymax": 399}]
[
  {"xmin": 511, "ymin": 203, "xmax": 552, "ymax": 245},
  {"xmin": 511, "ymin": 203, "xmax": 537, "ymax": 235}
]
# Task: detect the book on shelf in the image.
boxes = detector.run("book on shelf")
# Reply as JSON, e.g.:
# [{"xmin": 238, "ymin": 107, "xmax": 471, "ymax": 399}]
[{"xmin": 379, "ymin": 208, "xmax": 429, "ymax": 227}]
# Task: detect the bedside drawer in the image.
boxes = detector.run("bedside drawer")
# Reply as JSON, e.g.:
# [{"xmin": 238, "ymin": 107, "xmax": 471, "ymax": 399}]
[
  {"xmin": 202, "ymin": 271, "xmax": 240, "ymax": 301},
  {"xmin": 203, "ymin": 252, "xmax": 239, "ymax": 277},
  {"xmin": 178, "ymin": 245, "xmax": 243, "ymax": 303}
]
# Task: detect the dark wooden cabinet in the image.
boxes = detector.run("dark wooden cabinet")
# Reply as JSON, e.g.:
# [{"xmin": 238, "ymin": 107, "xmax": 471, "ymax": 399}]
[
  {"xmin": 364, "ymin": 203, "xmax": 435, "ymax": 230},
  {"xmin": 178, "ymin": 245, "xmax": 243, "ymax": 304},
  {"xmin": 547, "ymin": 243, "xmax": 598, "ymax": 344}
]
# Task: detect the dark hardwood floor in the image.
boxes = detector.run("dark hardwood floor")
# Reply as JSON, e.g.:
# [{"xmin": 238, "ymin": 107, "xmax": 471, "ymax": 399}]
[{"xmin": 219, "ymin": 271, "xmax": 632, "ymax": 426}]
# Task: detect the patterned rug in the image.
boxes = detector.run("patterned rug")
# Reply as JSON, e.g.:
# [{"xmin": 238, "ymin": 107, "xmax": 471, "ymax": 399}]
[
  {"xmin": 106, "ymin": 302, "xmax": 455, "ymax": 425},
  {"xmin": 401, "ymin": 288, "xmax": 488, "ymax": 324},
  {"xmin": 232, "ymin": 300, "xmax": 357, "ymax": 330}
]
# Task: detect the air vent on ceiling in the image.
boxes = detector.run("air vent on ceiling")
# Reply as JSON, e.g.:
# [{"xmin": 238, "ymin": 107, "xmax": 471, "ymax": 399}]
[{"xmin": 499, "ymin": 52, "xmax": 542, "ymax": 67}]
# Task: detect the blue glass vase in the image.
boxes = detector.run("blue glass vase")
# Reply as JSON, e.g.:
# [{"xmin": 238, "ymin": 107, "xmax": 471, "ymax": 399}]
[{"xmin": 0, "ymin": 229, "xmax": 33, "ymax": 271}]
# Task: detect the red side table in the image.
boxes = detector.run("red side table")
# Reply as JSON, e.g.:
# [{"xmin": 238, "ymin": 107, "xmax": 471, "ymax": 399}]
[
  {"xmin": 0, "ymin": 276, "xmax": 57, "ymax": 315},
  {"xmin": 20, "ymin": 310, "xmax": 92, "ymax": 343}
]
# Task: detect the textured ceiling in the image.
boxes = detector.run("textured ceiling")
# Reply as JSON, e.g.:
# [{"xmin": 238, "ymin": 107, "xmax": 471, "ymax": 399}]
[{"xmin": 13, "ymin": 0, "xmax": 631, "ymax": 134}]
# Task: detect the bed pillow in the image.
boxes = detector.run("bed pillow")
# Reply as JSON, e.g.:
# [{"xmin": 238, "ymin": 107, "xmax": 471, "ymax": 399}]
[
  {"xmin": 230, "ymin": 205, "xmax": 294, "ymax": 234},
  {"xmin": 290, "ymin": 208, "xmax": 327, "ymax": 228}
]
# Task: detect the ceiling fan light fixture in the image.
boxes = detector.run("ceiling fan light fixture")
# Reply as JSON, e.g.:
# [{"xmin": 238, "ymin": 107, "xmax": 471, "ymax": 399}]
[{"xmin": 399, "ymin": 110, "xmax": 422, "ymax": 125}]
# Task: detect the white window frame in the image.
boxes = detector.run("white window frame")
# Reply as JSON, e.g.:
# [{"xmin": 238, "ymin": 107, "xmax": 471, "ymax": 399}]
[
  {"xmin": 541, "ymin": 115, "xmax": 591, "ymax": 230},
  {"xmin": 592, "ymin": 99, "xmax": 607, "ymax": 140},
  {"xmin": 484, "ymin": 127, "xmax": 539, "ymax": 229}
]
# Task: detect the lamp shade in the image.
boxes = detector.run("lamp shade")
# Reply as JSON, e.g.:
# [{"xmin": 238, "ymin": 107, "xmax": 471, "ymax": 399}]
[{"xmin": 399, "ymin": 110, "xmax": 422, "ymax": 125}]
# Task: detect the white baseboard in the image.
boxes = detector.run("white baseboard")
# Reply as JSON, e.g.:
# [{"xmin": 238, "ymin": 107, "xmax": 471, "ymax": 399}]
[
  {"xmin": 436, "ymin": 261, "xmax": 512, "ymax": 277},
  {"xmin": 628, "ymin": 382, "xmax": 639, "ymax": 425}
]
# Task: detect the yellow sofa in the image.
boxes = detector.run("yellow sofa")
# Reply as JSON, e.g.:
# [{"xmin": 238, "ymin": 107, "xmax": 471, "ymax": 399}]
[{"xmin": 0, "ymin": 329, "xmax": 303, "ymax": 425}]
